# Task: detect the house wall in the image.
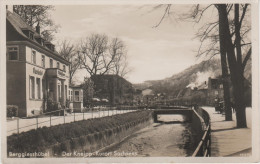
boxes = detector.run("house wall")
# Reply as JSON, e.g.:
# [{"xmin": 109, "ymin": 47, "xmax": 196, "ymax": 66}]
[{"xmin": 7, "ymin": 44, "xmax": 70, "ymax": 117}]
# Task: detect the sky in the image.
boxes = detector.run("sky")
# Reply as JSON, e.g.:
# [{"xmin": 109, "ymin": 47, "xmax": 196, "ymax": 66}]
[{"xmin": 50, "ymin": 5, "xmax": 218, "ymax": 84}]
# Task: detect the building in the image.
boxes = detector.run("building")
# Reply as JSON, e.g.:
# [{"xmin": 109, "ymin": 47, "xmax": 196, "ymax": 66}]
[
  {"xmin": 68, "ymin": 85, "xmax": 84, "ymax": 111},
  {"xmin": 207, "ymin": 77, "xmax": 225, "ymax": 105},
  {"xmin": 6, "ymin": 8, "xmax": 71, "ymax": 117},
  {"xmin": 133, "ymin": 89, "xmax": 142, "ymax": 105},
  {"xmin": 91, "ymin": 75, "xmax": 134, "ymax": 105},
  {"xmin": 141, "ymin": 89, "xmax": 155, "ymax": 105}
]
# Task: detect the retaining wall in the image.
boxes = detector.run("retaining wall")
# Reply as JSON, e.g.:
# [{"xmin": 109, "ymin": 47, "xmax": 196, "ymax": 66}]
[
  {"xmin": 190, "ymin": 109, "xmax": 207, "ymax": 147},
  {"xmin": 46, "ymin": 111, "xmax": 153, "ymax": 157}
]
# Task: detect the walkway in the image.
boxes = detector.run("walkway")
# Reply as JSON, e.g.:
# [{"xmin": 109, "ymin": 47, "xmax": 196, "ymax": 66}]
[
  {"xmin": 202, "ymin": 106, "xmax": 252, "ymax": 157},
  {"xmin": 6, "ymin": 109, "xmax": 134, "ymax": 136}
]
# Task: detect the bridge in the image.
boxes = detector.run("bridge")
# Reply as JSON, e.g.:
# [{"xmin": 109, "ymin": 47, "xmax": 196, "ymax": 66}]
[{"xmin": 153, "ymin": 108, "xmax": 193, "ymax": 123}]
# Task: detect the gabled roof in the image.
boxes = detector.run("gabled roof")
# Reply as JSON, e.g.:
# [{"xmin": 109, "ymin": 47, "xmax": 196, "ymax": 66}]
[
  {"xmin": 7, "ymin": 10, "xmax": 41, "ymax": 39},
  {"xmin": 6, "ymin": 10, "xmax": 70, "ymax": 65}
]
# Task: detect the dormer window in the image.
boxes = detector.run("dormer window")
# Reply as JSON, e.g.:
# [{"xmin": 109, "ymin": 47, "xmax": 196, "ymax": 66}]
[
  {"xmin": 22, "ymin": 28, "xmax": 34, "ymax": 40},
  {"xmin": 29, "ymin": 32, "xmax": 34, "ymax": 40},
  {"xmin": 35, "ymin": 36, "xmax": 44, "ymax": 46},
  {"xmin": 44, "ymin": 41, "xmax": 55, "ymax": 51}
]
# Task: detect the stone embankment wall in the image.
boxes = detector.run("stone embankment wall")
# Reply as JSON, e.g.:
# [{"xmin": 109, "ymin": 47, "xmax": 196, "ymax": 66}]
[
  {"xmin": 190, "ymin": 109, "xmax": 206, "ymax": 145},
  {"xmin": 47, "ymin": 111, "xmax": 153, "ymax": 157}
]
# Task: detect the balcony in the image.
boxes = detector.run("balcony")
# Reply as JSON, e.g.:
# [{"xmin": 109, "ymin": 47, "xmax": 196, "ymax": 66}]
[{"xmin": 46, "ymin": 68, "xmax": 68, "ymax": 79}]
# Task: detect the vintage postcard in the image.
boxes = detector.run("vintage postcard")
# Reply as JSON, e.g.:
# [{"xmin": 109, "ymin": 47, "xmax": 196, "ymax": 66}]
[{"xmin": 1, "ymin": 0, "xmax": 259, "ymax": 163}]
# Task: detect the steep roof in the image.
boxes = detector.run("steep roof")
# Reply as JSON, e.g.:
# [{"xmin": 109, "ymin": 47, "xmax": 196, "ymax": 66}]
[
  {"xmin": 7, "ymin": 10, "xmax": 40, "ymax": 37},
  {"xmin": 6, "ymin": 10, "xmax": 70, "ymax": 65}
]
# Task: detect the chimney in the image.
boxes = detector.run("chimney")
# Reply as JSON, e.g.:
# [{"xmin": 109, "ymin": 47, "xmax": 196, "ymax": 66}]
[
  {"xmin": 36, "ymin": 22, "xmax": 40, "ymax": 34},
  {"xmin": 6, "ymin": 5, "xmax": 13, "ymax": 13}
]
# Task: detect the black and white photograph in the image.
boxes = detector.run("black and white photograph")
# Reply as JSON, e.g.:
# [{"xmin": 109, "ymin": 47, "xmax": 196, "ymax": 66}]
[{"xmin": 1, "ymin": 0, "xmax": 259, "ymax": 163}]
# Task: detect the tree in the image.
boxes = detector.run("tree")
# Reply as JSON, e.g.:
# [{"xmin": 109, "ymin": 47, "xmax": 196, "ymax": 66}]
[
  {"xmin": 109, "ymin": 38, "xmax": 132, "ymax": 78},
  {"xmin": 216, "ymin": 4, "xmax": 251, "ymax": 127},
  {"xmin": 153, "ymin": 4, "xmax": 251, "ymax": 127},
  {"xmin": 78, "ymin": 34, "xmax": 130, "ymax": 77},
  {"xmin": 13, "ymin": 5, "xmax": 60, "ymax": 41},
  {"xmin": 58, "ymin": 40, "xmax": 80, "ymax": 85},
  {"xmin": 187, "ymin": 4, "xmax": 251, "ymax": 124},
  {"xmin": 82, "ymin": 77, "xmax": 95, "ymax": 107}
]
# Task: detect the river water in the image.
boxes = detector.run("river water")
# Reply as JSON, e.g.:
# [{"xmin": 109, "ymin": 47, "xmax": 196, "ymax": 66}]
[{"xmin": 99, "ymin": 115, "xmax": 197, "ymax": 157}]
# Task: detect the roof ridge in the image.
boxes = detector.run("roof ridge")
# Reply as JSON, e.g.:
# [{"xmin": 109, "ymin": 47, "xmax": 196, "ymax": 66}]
[{"xmin": 7, "ymin": 10, "xmax": 70, "ymax": 64}]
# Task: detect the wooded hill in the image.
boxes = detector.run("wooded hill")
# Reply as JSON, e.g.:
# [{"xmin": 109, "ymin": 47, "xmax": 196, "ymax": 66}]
[{"xmin": 133, "ymin": 57, "xmax": 251, "ymax": 99}]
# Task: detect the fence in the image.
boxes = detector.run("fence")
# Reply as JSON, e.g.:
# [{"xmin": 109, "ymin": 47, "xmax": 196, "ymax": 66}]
[
  {"xmin": 7, "ymin": 106, "xmax": 137, "ymax": 136},
  {"xmin": 192, "ymin": 108, "xmax": 211, "ymax": 157}
]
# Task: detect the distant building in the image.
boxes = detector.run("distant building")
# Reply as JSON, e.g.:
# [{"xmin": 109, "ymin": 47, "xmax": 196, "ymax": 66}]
[
  {"xmin": 199, "ymin": 76, "xmax": 251, "ymax": 106},
  {"xmin": 207, "ymin": 77, "xmax": 225, "ymax": 105},
  {"xmin": 91, "ymin": 75, "xmax": 134, "ymax": 105},
  {"xmin": 141, "ymin": 89, "xmax": 154, "ymax": 105},
  {"xmin": 133, "ymin": 89, "xmax": 142, "ymax": 105},
  {"xmin": 6, "ymin": 8, "xmax": 70, "ymax": 117}
]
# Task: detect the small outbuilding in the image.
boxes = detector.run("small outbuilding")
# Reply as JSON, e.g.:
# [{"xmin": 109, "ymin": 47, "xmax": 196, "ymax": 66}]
[{"xmin": 69, "ymin": 85, "xmax": 83, "ymax": 112}]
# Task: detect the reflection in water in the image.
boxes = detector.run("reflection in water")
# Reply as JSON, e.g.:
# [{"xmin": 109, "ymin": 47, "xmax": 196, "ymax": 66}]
[{"xmin": 100, "ymin": 115, "xmax": 197, "ymax": 157}]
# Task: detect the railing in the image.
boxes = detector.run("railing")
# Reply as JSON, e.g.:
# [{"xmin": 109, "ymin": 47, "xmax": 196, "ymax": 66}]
[
  {"xmin": 7, "ymin": 106, "xmax": 137, "ymax": 136},
  {"xmin": 192, "ymin": 108, "xmax": 211, "ymax": 157}
]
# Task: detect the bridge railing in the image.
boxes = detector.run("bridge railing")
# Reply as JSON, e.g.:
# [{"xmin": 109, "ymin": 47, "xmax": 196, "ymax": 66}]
[{"xmin": 192, "ymin": 108, "xmax": 211, "ymax": 157}]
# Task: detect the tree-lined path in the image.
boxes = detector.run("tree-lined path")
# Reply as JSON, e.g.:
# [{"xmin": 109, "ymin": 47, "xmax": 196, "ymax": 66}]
[{"xmin": 203, "ymin": 106, "xmax": 252, "ymax": 157}]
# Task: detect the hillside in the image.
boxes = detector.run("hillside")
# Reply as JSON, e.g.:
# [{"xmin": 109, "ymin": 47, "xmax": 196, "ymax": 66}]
[{"xmin": 133, "ymin": 57, "xmax": 252, "ymax": 98}]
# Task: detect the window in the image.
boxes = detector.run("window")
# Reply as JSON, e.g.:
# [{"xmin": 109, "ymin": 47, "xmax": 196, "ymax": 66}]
[
  {"xmin": 215, "ymin": 91, "xmax": 219, "ymax": 95},
  {"xmin": 74, "ymin": 91, "xmax": 79, "ymax": 101},
  {"xmin": 219, "ymin": 84, "xmax": 223, "ymax": 89},
  {"xmin": 70, "ymin": 90, "xmax": 73, "ymax": 101},
  {"xmin": 42, "ymin": 79, "xmax": 45, "ymax": 99},
  {"xmin": 29, "ymin": 32, "xmax": 34, "ymax": 40},
  {"xmin": 69, "ymin": 90, "xmax": 71, "ymax": 101},
  {"xmin": 32, "ymin": 50, "xmax": 36, "ymax": 64},
  {"xmin": 58, "ymin": 84, "xmax": 61, "ymax": 100},
  {"xmin": 7, "ymin": 47, "xmax": 19, "ymax": 61},
  {"xmin": 65, "ymin": 85, "xmax": 67, "ymax": 100},
  {"xmin": 57, "ymin": 62, "xmax": 60, "ymax": 69},
  {"xmin": 36, "ymin": 78, "xmax": 41, "ymax": 99},
  {"xmin": 29, "ymin": 76, "xmax": 35, "ymax": 99},
  {"xmin": 63, "ymin": 65, "xmax": 66, "ymax": 72},
  {"xmin": 41, "ymin": 55, "xmax": 45, "ymax": 68},
  {"xmin": 50, "ymin": 59, "xmax": 53, "ymax": 68}
]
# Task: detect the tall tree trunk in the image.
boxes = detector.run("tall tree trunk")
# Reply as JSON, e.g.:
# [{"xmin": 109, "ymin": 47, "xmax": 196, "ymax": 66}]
[
  {"xmin": 217, "ymin": 4, "xmax": 247, "ymax": 128},
  {"xmin": 234, "ymin": 4, "xmax": 247, "ymax": 128},
  {"xmin": 218, "ymin": 5, "xmax": 232, "ymax": 121}
]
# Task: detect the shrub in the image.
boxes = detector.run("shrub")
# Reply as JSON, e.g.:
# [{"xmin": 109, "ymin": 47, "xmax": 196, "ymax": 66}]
[
  {"xmin": 46, "ymin": 99, "xmax": 59, "ymax": 113},
  {"xmin": 7, "ymin": 105, "xmax": 18, "ymax": 117}
]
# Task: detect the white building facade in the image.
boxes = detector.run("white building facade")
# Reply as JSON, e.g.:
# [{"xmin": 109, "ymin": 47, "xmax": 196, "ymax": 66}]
[{"xmin": 6, "ymin": 9, "xmax": 71, "ymax": 117}]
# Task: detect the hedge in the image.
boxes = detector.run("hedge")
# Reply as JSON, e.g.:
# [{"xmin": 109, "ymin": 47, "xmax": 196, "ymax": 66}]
[
  {"xmin": 7, "ymin": 110, "xmax": 152, "ymax": 155},
  {"xmin": 7, "ymin": 105, "xmax": 18, "ymax": 117}
]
